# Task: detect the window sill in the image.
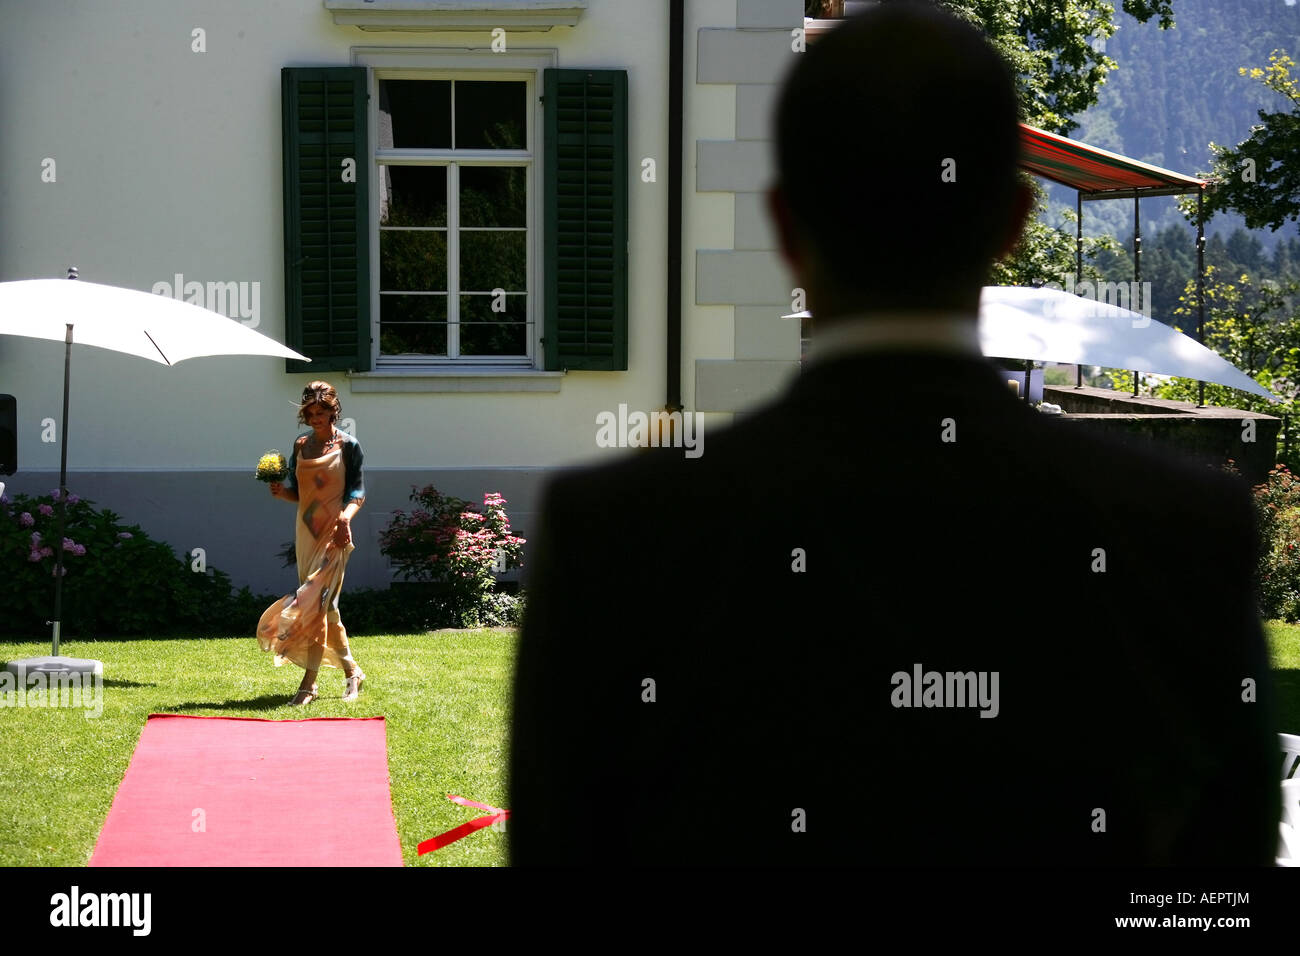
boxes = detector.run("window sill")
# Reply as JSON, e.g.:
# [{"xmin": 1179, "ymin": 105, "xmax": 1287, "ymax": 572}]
[
  {"xmin": 347, "ymin": 368, "xmax": 564, "ymax": 392},
  {"xmin": 324, "ymin": 0, "xmax": 587, "ymax": 32}
]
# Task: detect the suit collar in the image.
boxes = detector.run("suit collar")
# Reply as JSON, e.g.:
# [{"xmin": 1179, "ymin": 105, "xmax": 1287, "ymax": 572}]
[{"xmin": 804, "ymin": 313, "xmax": 982, "ymax": 366}]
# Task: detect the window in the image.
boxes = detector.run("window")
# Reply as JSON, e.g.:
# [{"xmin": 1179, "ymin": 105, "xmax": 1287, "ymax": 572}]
[
  {"xmin": 281, "ymin": 55, "xmax": 628, "ymax": 380},
  {"xmin": 376, "ymin": 75, "xmax": 534, "ymax": 366}
]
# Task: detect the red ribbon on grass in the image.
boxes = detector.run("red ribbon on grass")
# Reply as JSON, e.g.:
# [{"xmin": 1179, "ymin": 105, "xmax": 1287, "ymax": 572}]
[{"xmin": 417, "ymin": 794, "xmax": 511, "ymax": 854}]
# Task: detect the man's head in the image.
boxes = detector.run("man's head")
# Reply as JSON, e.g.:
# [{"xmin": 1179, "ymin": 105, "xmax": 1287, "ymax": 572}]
[{"xmin": 768, "ymin": 1, "xmax": 1032, "ymax": 319}]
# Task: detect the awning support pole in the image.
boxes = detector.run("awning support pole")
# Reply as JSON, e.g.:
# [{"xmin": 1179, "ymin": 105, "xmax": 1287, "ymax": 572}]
[
  {"xmin": 1197, "ymin": 187, "xmax": 1206, "ymax": 408},
  {"xmin": 1076, "ymin": 191, "xmax": 1084, "ymax": 388},
  {"xmin": 1131, "ymin": 190, "xmax": 1141, "ymax": 397}
]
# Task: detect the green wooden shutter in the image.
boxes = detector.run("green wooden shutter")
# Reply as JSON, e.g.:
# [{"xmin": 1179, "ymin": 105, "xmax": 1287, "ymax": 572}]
[
  {"xmin": 543, "ymin": 69, "xmax": 628, "ymax": 371},
  {"xmin": 282, "ymin": 67, "xmax": 371, "ymax": 373}
]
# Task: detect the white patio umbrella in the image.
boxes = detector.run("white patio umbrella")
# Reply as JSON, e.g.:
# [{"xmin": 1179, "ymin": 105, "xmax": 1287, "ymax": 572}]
[
  {"xmin": 784, "ymin": 284, "xmax": 1277, "ymax": 401},
  {"xmin": 0, "ymin": 269, "xmax": 310, "ymax": 676}
]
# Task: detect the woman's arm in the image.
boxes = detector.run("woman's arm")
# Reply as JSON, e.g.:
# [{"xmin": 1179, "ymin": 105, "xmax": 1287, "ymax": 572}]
[
  {"xmin": 330, "ymin": 440, "xmax": 364, "ymax": 547},
  {"xmin": 271, "ymin": 437, "xmax": 303, "ymax": 502},
  {"xmin": 342, "ymin": 439, "xmax": 365, "ymax": 513}
]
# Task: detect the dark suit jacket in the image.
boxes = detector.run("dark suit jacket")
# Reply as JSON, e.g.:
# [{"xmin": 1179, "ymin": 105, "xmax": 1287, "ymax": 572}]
[{"xmin": 509, "ymin": 350, "xmax": 1280, "ymax": 865}]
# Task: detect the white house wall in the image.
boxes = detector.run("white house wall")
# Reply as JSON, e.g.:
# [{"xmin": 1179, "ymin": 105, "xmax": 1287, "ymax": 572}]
[
  {"xmin": 694, "ymin": 1, "xmax": 802, "ymax": 414},
  {"xmin": 0, "ymin": 0, "xmax": 802, "ymax": 594}
]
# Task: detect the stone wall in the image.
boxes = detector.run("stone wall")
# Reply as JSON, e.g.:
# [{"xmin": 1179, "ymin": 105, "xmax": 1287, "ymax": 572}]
[{"xmin": 1043, "ymin": 385, "xmax": 1280, "ymax": 487}]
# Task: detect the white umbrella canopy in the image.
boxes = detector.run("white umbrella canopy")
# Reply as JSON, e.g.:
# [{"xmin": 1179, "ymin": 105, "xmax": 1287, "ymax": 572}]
[
  {"xmin": 784, "ymin": 285, "xmax": 1277, "ymax": 402},
  {"xmin": 0, "ymin": 278, "xmax": 308, "ymax": 364},
  {"xmin": 977, "ymin": 285, "xmax": 1275, "ymax": 401},
  {"xmin": 0, "ymin": 272, "xmax": 310, "ymax": 669}
]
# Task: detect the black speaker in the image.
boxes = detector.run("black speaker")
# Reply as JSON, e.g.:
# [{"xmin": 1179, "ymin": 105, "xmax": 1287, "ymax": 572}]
[{"xmin": 0, "ymin": 394, "xmax": 15, "ymax": 476}]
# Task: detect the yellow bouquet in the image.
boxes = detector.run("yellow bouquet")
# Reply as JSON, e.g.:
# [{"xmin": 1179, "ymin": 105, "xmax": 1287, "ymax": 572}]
[{"xmin": 255, "ymin": 451, "xmax": 289, "ymax": 483}]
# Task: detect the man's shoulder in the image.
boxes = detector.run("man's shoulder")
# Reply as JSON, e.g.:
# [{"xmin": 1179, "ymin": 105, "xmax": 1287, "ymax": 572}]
[{"xmin": 542, "ymin": 387, "xmax": 1252, "ymax": 524}]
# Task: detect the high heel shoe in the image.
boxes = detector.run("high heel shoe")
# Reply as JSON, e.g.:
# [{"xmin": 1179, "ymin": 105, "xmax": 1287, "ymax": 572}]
[
  {"xmin": 289, "ymin": 683, "xmax": 318, "ymax": 706},
  {"xmin": 343, "ymin": 669, "xmax": 365, "ymax": 702}
]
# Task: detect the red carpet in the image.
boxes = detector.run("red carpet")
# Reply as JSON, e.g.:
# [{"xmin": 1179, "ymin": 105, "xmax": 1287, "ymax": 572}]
[{"xmin": 89, "ymin": 714, "xmax": 403, "ymax": 866}]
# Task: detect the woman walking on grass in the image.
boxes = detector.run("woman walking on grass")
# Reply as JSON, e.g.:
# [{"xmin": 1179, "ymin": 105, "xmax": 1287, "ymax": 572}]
[{"xmin": 260, "ymin": 380, "xmax": 367, "ymax": 706}]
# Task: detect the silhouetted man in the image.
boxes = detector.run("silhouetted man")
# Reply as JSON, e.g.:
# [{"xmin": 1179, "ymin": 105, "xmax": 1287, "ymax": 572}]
[{"xmin": 510, "ymin": 2, "xmax": 1280, "ymax": 864}]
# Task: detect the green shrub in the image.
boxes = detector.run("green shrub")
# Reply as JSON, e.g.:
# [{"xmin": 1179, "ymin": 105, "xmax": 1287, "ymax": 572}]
[
  {"xmin": 338, "ymin": 586, "xmax": 441, "ymax": 636},
  {"xmin": 335, "ymin": 584, "xmax": 525, "ymax": 634},
  {"xmin": 0, "ymin": 489, "xmax": 275, "ymax": 638},
  {"xmin": 1242, "ymin": 462, "xmax": 1300, "ymax": 622},
  {"xmin": 479, "ymin": 589, "xmax": 525, "ymax": 628}
]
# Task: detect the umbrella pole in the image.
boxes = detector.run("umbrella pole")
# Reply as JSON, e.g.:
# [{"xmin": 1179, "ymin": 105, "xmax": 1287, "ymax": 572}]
[{"xmin": 50, "ymin": 322, "xmax": 72, "ymax": 657}]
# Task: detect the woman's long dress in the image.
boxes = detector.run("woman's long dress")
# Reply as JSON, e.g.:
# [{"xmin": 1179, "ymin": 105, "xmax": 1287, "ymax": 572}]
[{"xmin": 256, "ymin": 444, "xmax": 358, "ymax": 671}]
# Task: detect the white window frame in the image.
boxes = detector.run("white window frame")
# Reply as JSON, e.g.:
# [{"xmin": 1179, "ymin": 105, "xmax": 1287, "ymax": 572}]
[{"xmin": 353, "ymin": 48, "xmax": 557, "ymax": 376}]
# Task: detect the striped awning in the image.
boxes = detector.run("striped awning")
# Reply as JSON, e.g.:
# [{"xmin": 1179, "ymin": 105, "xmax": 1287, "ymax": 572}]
[{"xmin": 1019, "ymin": 123, "xmax": 1206, "ymax": 199}]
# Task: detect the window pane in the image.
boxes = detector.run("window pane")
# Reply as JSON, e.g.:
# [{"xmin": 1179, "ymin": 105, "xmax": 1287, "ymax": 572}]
[
  {"xmin": 455, "ymin": 81, "xmax": 526, "ymax": 149},
  {"xmin": 378, "ymin": 79, "xmax": 451, "ymax": 148},
  {"xmin": 379, "ymin": 165, "xmax": 447, "ymax": 227},
  {"xmin": 380, "ymin": 294, "xmax": 448, "ymax": 356},
  {"xmin": 380, "ymin": 231, "xmax": 446, "ymax": 292},
  {"xmin": 460, "ymin": 166, "xmax": 526, "ymax": 227},
  {"xmin": 460, "ymin": 294, "xmax": 527, "ymax": 356},
  {"xmin": 460, "ymin": 231, "xmax": 526, "ymax": 292}
]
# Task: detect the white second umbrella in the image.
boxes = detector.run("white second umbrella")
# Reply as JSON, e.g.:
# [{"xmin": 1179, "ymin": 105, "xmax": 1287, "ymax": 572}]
[{"xmin": 785, "ymin": 285, "xmax": 1276, "ymax": 402}]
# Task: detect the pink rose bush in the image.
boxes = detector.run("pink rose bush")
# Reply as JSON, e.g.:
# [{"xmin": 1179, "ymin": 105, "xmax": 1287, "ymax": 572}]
[{"xmin": 378, "ymin": 485, "xmax": 526, "ymax": 626}]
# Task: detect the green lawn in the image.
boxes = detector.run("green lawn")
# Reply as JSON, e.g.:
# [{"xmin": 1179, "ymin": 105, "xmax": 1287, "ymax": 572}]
[
  {"xmin": 1266, "ymin": 621, "xmax": 1300, "ymax": 734},
  {"xmin": 0, "ymin": 630, "xmax": 518, "ymax": 867},
  {"xmin": 1, "ymin": 622, "xmax": 1298, "ymax": 867}
]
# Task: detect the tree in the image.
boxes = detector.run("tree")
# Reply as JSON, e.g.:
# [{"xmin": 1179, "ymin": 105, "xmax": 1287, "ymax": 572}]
[
  {"xmin": 991, "ymin": 188, "xmax": 1121, "ymax": 290},
  {"xmin": 807, "ymin": 0, "xmax": 1178, "ymax": 135},
  {"xmin": 939, "ymin": 0, "xmax": 1176, "ymax": 135},
  {"xmin": 1180, "ymin": 51, "xmax": 1300, "ymax": 232},
  {"xmin": 1226, "ymin": 229, "xmax": 1266, "ymax": 273}
]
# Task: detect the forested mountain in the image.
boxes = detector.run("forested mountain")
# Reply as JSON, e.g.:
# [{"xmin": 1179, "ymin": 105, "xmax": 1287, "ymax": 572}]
[
  {"xmin": 1044, "ymin": 0, "xmax": 1300, "ymax": 252},
  {"xmin": 1092, "ymin": 225, "xmax": 1300, "ymax": 332}
]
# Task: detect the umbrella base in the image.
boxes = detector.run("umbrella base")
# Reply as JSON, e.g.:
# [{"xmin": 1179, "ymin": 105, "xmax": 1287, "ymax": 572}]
[{"xmin": 5, "ymin": 655, "xmax": 103, "ymax": 678}]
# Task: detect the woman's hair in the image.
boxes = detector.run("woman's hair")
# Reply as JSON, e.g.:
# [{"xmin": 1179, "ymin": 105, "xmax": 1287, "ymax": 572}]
[{"xmin": 296, "ymin": 380, "xmax": 341, "ymax": 426}]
